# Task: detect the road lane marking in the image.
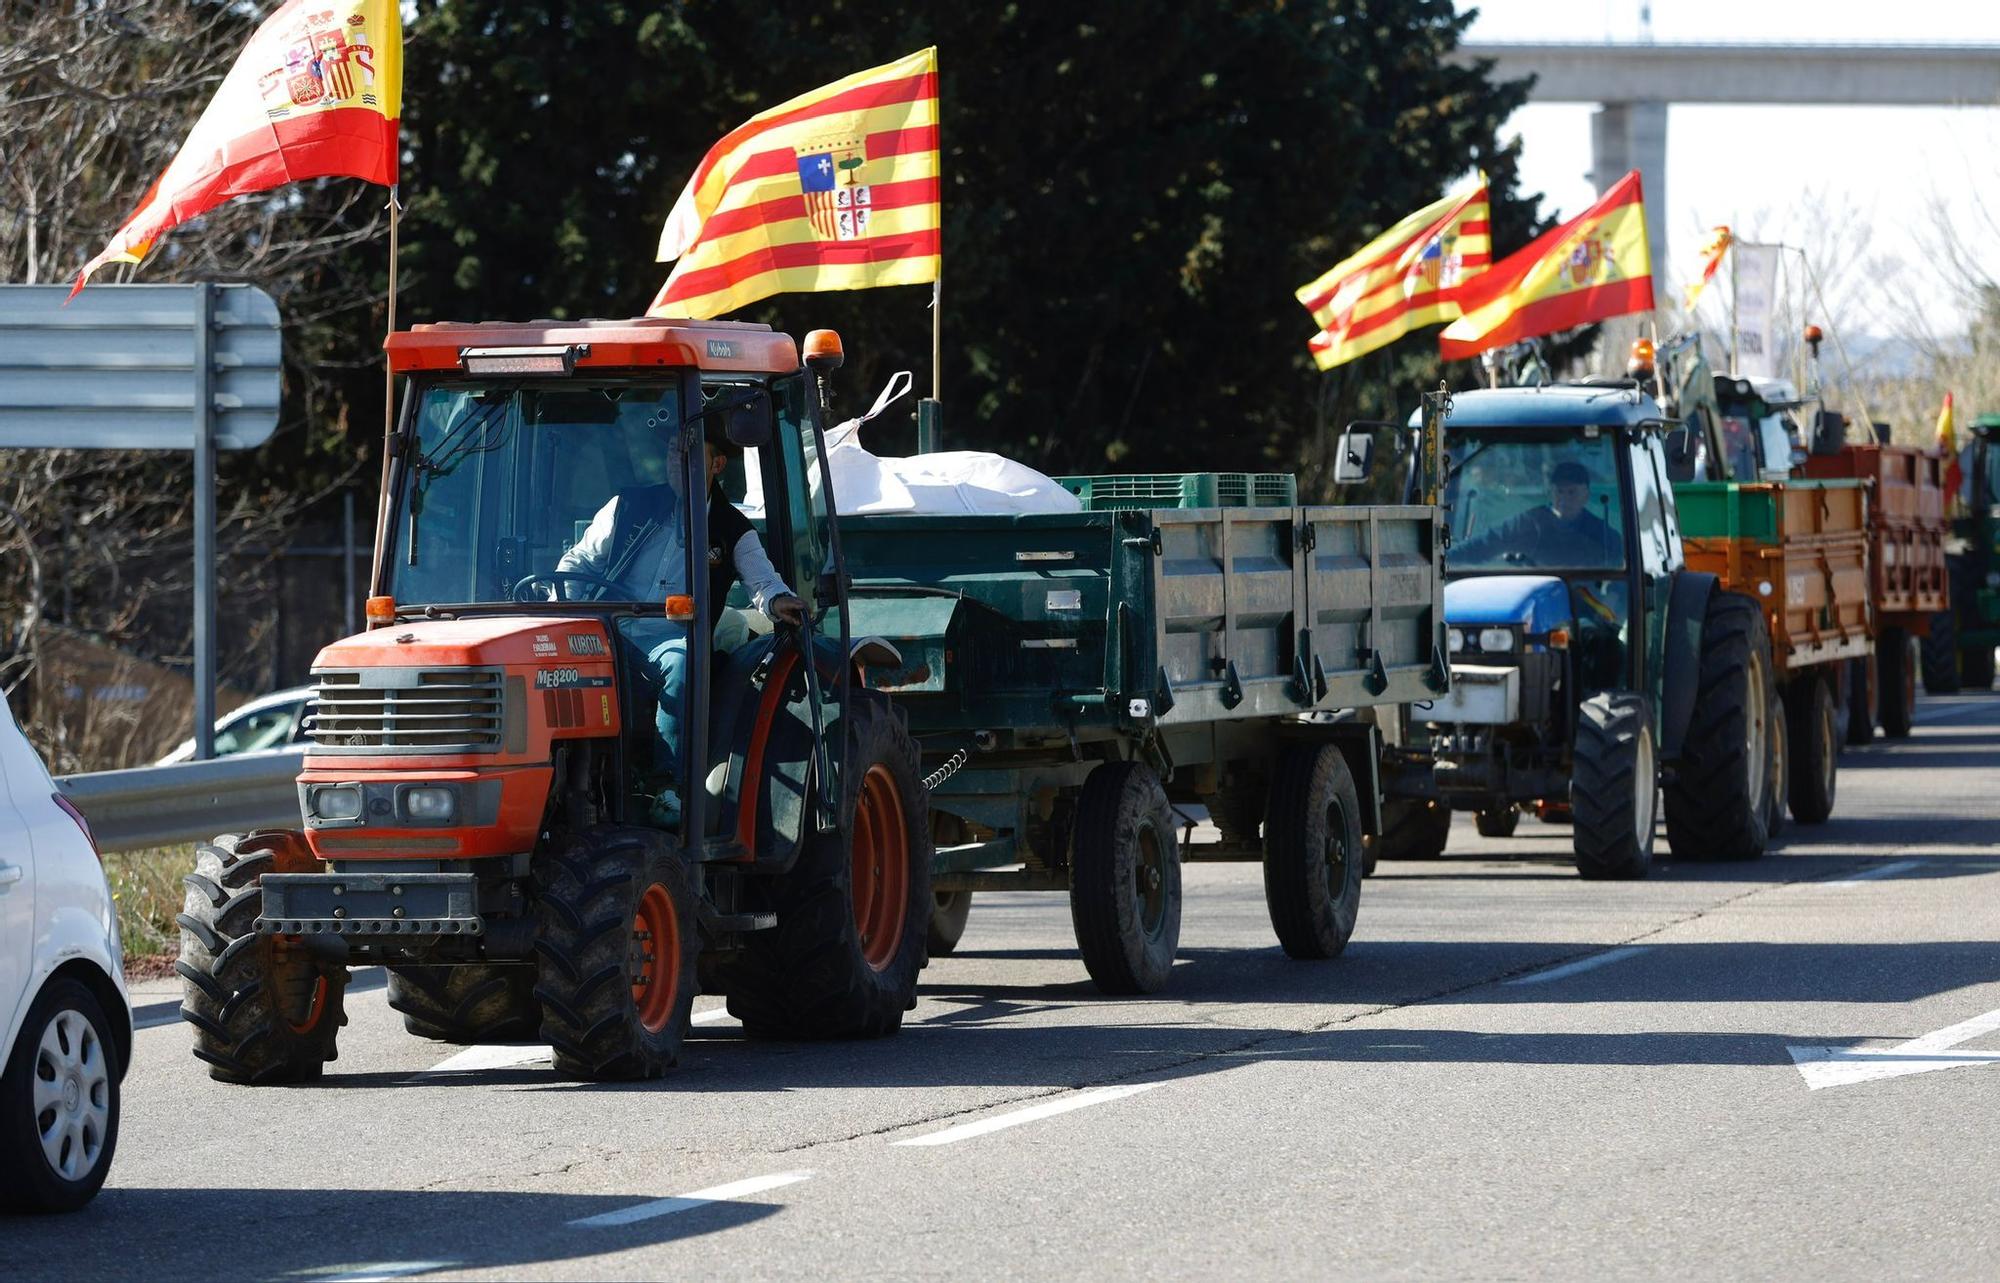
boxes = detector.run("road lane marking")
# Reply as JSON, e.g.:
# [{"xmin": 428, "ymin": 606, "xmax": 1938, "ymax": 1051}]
[
  {"xmin": 316, "ymin": 1262, "xmax": 457, "ymax": 1282},
  {"xmin": 415, "ymin": 1044, "xmax": 552, "ymax": 1076},
  {"xmin": 892, "ymin": 1084, "xmax": 1159, "ymax": 1147},
  {"xmin": 1790, "ymin": 1006, "xmax": 2000, "ymax": 1089},
  {"xmin": 1820, "ymin": 859, "xmax": 1927, "ymax": 887},
  {"xmin": 568, "ymin": 1170, "xmax": 814, "ymax": 1229},
  {"xmin": 691, "ymin": 1006, "xmax": 732, "ymax": 1024},
  {"xmin": 1503, "ymin": 946, "xmax": 1650, "ymax": 986}
]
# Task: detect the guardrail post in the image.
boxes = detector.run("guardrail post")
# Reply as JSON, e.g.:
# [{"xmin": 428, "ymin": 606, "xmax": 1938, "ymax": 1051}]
[{"xmin": 192, "ymin": 283, "xmax": 217, "ymax": 761}]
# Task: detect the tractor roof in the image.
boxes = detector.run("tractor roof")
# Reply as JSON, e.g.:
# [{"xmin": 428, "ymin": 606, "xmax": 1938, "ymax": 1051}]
[
  {"xmin": 384, "ymin": 316, "xmax": 800, "ymax": 377},
  {"xmin": 1412, "ymin": 383, "xmax": 1666, "ymax": 431}
]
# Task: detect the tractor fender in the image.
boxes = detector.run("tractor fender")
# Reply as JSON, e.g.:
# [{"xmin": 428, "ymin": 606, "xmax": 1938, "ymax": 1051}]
[{"xmin": 1659, "ymin": 570, "xmax": 1718, "ymax": 761}]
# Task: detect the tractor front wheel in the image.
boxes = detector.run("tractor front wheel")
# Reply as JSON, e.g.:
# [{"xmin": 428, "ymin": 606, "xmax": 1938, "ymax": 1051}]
[
  {"xmin": 177, "ymin": 832, "xmax": 346, "ymax": 1085},
  {"xmin": 1664, "ymin": 590, "xmax": 1772, "ymax": 862},
  {"xmin": 926, "ymin": 891, "xmax": 973, "ymax": 956},
  {"xmin": 388, "ymin": 964, "xmax": 539, "ymax": 1044},
  {"xmin": 1571, "ymin": 693, "xmax": 1656, "ymax": 880}
]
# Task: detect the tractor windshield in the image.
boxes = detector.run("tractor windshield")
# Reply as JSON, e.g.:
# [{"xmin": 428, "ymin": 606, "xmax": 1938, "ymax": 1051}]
[
  {"xmin": 1445, "ymin": 432, "xmax": 1628, "ymax": 573},
  {"xmin": 387, "ymin": 378, "xmax": 696, "ymax": 607}
]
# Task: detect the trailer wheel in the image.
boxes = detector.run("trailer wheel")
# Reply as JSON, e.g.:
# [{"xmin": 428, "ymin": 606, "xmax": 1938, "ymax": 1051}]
[
  {"xmin": 1663, "ymin": 590, "xmax": 1772, "ymax": 862},
  {"xmin": 1369, "ymin": 798, "xmax": 1451, "ymax": 861},
  {"xmin": 727, "ymin": 691, "xmax": 932, "ymax": 1037},
  {"xmin": 1785, "ymin": 674, "xmax": 1839, "ymax": 824},
  {"xmin": 1474, "ymin": 807, "xmax": 1519, "ymax": 838},
  {"xmin": 532, "ymin": 825, "xmax": 698, "ymax": 1080},
  {"xmin": 177, "ymin": 832, "xmax": 346, "ymax": 1085},
  {"xmin": 1922, "ymin": 609, "xmax": 1960, "ymax": 694},
  {"xmin": 387, "ymin": 965, "xmax": 539, "ymax": 1044},
  {"xmin": 1260, "ymin": 745, "xmax": 1364, "ymax": 960},
  {"xmin": 1844, "ymin": 655, "xmax": 1876, "ymax": 746},
  {"xmin": 1764, "ymin": 678, "xmax": 1788, "ymax": 841},
  {"xmin": 927, "ymin": 891, "xmax": 973, "ymax": 956},
  {"xmin": 1571, "ymin": 693, "xmax": 1656, "ymax": 880},
  {"xmin": 1069, "ymin": 760, "xmax": 1181, "ymax": 994},
  {"xmin": 1961, "ymin": 644, "xmax": 1996, "ymax": 691},
  {"xmin": 1878, "ymin": 626, "xmax": 1916, "ymax": 738}
]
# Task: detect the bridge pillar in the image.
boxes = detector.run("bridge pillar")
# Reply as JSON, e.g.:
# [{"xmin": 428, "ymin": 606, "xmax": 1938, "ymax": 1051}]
[{"xmin": 1589, "ymin": 100, "xmax": 1668, "ymax": 272}]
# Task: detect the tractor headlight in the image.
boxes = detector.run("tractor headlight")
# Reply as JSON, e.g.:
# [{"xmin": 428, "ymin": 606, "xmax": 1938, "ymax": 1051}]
[
  {"xmin": 308, "ymin": 785, "xmax": 363, "ymax": 822},
  {"xmin": 1447, "ymin": 627, "xmax": 1466, "ymax": 653},
  {"xmin": 401, "ymin": 786, "xmax": 458, "ymax": 822},
  {"xmin": 1478, "ymin": 628, "xmax": 1517, "ymax": 653}
]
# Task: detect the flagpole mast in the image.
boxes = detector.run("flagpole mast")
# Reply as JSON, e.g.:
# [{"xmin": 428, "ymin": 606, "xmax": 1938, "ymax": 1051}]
[
  {"xmin": 370, "ymin": 185, "xmax": 401, "ymax": 595},
  {"xmin": 1799, "ymin": 248, "xmax": 1877, "ymax": 439}
]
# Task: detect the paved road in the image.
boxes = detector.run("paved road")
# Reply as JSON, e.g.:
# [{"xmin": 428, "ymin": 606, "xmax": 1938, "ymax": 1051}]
[{"xmin": 15, "ymin": 695, "xmax": 2000, "ymax": 1279}]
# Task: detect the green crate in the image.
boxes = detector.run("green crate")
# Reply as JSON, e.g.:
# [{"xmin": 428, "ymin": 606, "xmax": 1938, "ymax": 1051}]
[
  {"xmin": 1055, "ymin": 471, "xmax": 1298, "ymax": 511},
  {"xmin": 1671, "ymin": 482, "xmax": 1780, "ymax": 541}
]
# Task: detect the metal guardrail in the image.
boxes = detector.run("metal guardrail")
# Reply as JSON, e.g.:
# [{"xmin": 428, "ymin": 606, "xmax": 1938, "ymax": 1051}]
[{"xmin": 56, "ymin": 751, "xmax": 305, "ymax": 854}]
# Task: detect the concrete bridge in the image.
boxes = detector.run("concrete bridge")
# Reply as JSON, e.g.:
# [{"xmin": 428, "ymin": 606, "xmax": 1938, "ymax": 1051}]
[{"xmin": 1451, "ymin": 41, "xmax": 2000, "ymax": 266}]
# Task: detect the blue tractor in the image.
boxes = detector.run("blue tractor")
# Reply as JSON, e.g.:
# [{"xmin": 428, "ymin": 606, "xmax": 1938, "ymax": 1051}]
[{"xmin": 1340, "ymin": 383, "xmax": 1779, "ymax": 878}]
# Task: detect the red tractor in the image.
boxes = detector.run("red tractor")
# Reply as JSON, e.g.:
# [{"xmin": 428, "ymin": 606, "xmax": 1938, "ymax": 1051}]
[{"xmin": 178, "ymin": 319, "xmax": 933, "ymax": 1081}]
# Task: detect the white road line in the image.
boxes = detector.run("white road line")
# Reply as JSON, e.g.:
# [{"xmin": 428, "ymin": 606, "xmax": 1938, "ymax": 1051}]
[
  {"xmin": 1820, "ymin": 859, "xmax": 1927, "ymax": 887},
  {"xmin": 567, "ymin": 1170, "xmax": 814, "ymax": 1229},
  {"xmin": 691, "ymin": 1006, "xmax": 732, "ymax": 1024},
  {"xmin": 1503, "ymin": 946, "xmax": 1651, "ymax": 987},
  {"xmin": 1791, "ymin": 1006, "xmax": 2000, "ymax": 1089},
  {"xmin": 317, "ymin": 1262, "xmax": 457, "ymax": 1282},
  {"xmin": 414, "ymin": 1044, "xmax": 552, "ymax": 1076},
  {"xmin": 892, "ymin": 1083, "xmax": 1159, "ymax": 1147}
]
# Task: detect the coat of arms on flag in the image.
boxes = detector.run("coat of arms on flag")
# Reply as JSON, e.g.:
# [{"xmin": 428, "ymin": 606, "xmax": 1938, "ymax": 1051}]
[{"xmin": 795, "ymin": 135, "xmax": 872, "ymax": 242}]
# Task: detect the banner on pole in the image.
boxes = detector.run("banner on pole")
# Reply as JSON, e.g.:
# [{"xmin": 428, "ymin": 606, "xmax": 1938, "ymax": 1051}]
[{"xmin": 1733, "ymin": 243, "xmax": 1783, "ymax": 378}]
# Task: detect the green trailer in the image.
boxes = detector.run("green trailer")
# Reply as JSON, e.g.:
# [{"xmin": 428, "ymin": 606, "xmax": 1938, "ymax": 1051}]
[{"xmin": 838, "ymin": 481, "xmax": 1445, "ymax": 993}]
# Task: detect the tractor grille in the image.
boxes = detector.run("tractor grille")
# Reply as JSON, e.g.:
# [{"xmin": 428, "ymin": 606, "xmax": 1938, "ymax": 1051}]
[{"xmin": 307, "ymin": 668, "xmax": 508, "ymax": 754}]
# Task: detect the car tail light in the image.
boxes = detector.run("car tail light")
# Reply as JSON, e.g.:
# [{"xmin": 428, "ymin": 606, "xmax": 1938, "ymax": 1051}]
[{"xmin": 52, "ymin": 792, "xmax": 99, "ymax": 858}]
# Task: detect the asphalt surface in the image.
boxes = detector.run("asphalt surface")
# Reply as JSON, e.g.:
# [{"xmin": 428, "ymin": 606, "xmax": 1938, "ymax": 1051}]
[{"xmin": 13, "ymin": 693, "xmax": 2000, "ymax": 1280}]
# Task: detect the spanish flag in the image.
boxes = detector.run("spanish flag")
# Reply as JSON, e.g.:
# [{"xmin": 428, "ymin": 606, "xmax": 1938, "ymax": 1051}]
[
  {"xmin": 1938, "ymin": 392, "xmax": 1963, "ymax": 503},
  {"xmin": 1438, "ymin": 170, "xmax": 1655, "ymax": 361},
  {"xmin": 1683, "ymin": 225, "xmax": 1732, "ymax": 312},
  {"xmin": 649, "ymin": 49, "xmax": 941, "ymax": 320},
  {"xmin": 72, "ymin": 0, "xmax": 401, "ymax": 296},
  {"xmin": 1295, "ymin": 176, "xmax": 1490, "ymax": 370}
]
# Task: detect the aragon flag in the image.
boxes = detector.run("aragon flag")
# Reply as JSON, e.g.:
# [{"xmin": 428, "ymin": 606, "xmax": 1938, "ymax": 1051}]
[
  {"xmin": 1295, "ymin": 175, "xmax": 1490, "ymax": 370},
  {"xmin": 72, "ymin": 0, "xmax": 401, "ymax": 296},
  {"xmin": 1438, "ymin": 170, "xmax": 1655, "ymax": 361},
  {"xmin": 649, "ymin": 48, "xmax": 940, "ymax": 320}
]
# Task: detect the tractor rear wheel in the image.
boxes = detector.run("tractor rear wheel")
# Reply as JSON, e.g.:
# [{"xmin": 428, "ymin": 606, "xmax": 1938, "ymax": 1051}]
[
  {"xmin": 1879, "ymin": 627, "xmax": 1916, "ymax": 739},
  {"xmin": 177, "ymin": 832, "xmax": 346, "ymax": 1085},
  {"xmin": 1785, "ymin": 674, "xmax": 1839, "ymax": 824},
  {"xmin": 532, "ymin": 826, "xmax": 698, "ymax": 1080},
  {"xmin": 1069, "ymin": 760, "xmax": 1182, "ymax": 994},
  {"xmin": 1474, "ymin": 807, "xmax": 1520, "ymax": 838},
  {"xmin": 1922, "ymin": 609, "xmax": 1961, "ymax": 694},
  {"xmin": 1260, "ymin": 745, "xmax": 1364, "ymax": 960},
  {"xmin": 387, "ymin": 964, "xmax": 539, "ymax": 1044},
  {"xmin": 926, "ymin": 891, "xmax": 973, "ymax": 956},
  {"xmin": 1571, "ymin": 693, "xmax": 1656, "ymax": 880},
  {"xmin": 1663, "ymin": 590, "xmax": 1772, "ymax": 862},
  {"xmin": 727, "ymin": 691, "xmax": 932, "ymax": 1037}
]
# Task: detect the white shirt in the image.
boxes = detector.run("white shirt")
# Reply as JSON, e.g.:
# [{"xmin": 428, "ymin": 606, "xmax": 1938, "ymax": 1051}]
[{"xmin": 557, "ymin": 494, "xmax": 793, "ymax": 612}]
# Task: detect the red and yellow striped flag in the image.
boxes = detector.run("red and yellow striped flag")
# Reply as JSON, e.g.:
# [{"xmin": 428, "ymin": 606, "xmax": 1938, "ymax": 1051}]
[
  {"xmin": 1938, "ymin": 391, "xmax": 1963, "ymax": 502},
  {"xmin": 73, "ymin": 0, "xmax": 401, "ymax": 295},
  {"xmin": 648, "ymin": 48, "xmax": 940, "ymax": 320},
  {"xmin": 1439, "ymin": 170, "xmax": 1655, "ymax": 361},
  {"xmin": 1682, "ymin": 224, "xmax": 1732, "ymax": 312},
  {"xmin": 1295, "ymin": 176, "xmax": 1490, "ymax": 370}
]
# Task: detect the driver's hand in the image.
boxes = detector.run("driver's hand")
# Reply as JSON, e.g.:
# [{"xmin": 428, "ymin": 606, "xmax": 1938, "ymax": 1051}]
[{"xmin": 768, "ymin": 594, "xmax": 806, "ymax": 627}]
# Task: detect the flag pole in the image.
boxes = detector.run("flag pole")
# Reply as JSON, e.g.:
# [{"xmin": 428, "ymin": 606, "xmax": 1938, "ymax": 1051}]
[
  {"xmin": 369, "ymin": 185, "xmax": 401, "ymax": 594},
  {"xmin": 1799, "ymin": 248, "xmax": 1876, "ymax": 438}
]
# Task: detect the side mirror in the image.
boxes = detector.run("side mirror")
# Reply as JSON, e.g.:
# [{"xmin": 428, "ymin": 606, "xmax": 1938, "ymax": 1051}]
[
  {"xmin": 725, "ymin": 393, "xmax": 772, "ymax": 448},
  {"xmin": 1333, "ymin": 428, "xmax": 1375, "ymax": 484}
]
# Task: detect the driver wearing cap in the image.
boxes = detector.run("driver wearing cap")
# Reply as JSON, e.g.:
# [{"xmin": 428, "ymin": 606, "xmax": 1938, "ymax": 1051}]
[{"xmin": 1459, "ymin": 458, "xmax": 1619, "ymax": 566}]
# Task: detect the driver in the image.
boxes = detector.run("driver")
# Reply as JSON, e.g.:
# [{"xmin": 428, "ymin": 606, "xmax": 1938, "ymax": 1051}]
[
  {"xmin": 1460, "ymin": 460, "xmax": 1617, "ymax": 566},
  {"xmin": 558, "ymin": 422, "xmax": 805, "ymax": 823}
]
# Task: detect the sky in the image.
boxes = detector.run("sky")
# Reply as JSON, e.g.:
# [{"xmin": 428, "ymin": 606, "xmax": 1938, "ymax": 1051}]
[{"xmin": 1460, "ymin": 0, "xmax": 2000, "ymax": 343}]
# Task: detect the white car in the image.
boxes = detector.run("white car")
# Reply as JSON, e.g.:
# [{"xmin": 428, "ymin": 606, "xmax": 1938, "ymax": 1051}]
[
  {"xmin": 0, "ymin": 694, "xmax": 129, "ymax": 1213},
  {"xmin": 156, "ymin": 684, "xmax": 315, "ymax": 764}
]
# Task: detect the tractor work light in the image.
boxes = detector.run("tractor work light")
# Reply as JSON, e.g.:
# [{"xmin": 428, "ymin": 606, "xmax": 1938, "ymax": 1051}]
[
  {"xmin": 309, "ymin": 785, "xmax": 364, "ymax": 822},
  {"xmin": 401, "ymin": 787, "xmax": 457, "ymax": 822},
  {"xmin": 460, "ymin": 344, "xmax": 584, "ymax": 376},
  {"xmin": 802, "ymin": 329, "xmax": 844, "ymax": 373},
  {"xmin": 1478, "ymin": 628, "xmax": 1517, "ymax": 653},
  {"xmin": 1447, "ymin": 627, "xmax": 1466, "ymax": 653}
]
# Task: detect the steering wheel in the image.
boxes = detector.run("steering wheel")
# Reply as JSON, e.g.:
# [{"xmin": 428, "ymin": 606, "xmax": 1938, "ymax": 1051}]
[{"xmin": 511, "ymin": 570, "xmax": 626, "ymax": 603}]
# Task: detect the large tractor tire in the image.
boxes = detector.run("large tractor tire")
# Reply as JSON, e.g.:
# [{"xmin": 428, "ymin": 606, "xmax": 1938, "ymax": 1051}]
[
  {"xmin": 1663, "ymin": 590, "xmax": 1773, "ymax": 862},
  {"xmin": 926, "ymin": 891, "xmax": 973, "ymax": 956},
  {"xmin": 1962, "ymin": 644, "xmax": 1996, "ymax": 691},
  {"xmin": 1069, "ymin": 760, "xmax": 1182, "ymax": 994},
  {"xmin": 1764, "ymin": 679, "xmax": 1789, "ymax": 842},
  {"xmin": 1922, "ymin": 609, "xmax": 1961, "ymax": 694},
  {"xmin": 1260, "ymin": 745, "xmax": 1364, "ymax": 960},
  {"xmin": 387, "ymin": 964, "xmax": 539, "ymax": 1044},
  {"xmin": 532, "ymin": 825, "xmax": 699, "ymax": 1080},
  {"xmin": 1844, "ymin": 655, "xmax": 1876, "ymax": 747},
  {"xmin": 1785, "ymin": 673, "xmax": 1839, "ymax": 824},
  {"xmin": 1475, "ymin": 807, "xmax": 1520, "ymax": 838},
  {"xmin": 177, "ymin": 832, "xmax": 346, "ymax": 1085},
  {"xmin": 0, "ymin": 975, "xmax": 120, "ymax": 1212},
  {"xmin": 1571, "ymin": 693, "xmax": 1657, "ymax": 880},
  {"xmin": 1878, "ymin": 626, "xmax": 1916, "ymax": 739},
  {"xmin": 1368, "ymin": 798, "xmax": 1451, "ymax": 862},
  {"xmin": 727, "ymin": 692, "xmax": 932, "ymax": 1037}
]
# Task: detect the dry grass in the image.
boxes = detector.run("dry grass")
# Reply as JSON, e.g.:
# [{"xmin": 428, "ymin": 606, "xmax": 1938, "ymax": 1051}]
[{"xmin": 102, "ymin": 844, "xmax": 195, "ymax": 977}]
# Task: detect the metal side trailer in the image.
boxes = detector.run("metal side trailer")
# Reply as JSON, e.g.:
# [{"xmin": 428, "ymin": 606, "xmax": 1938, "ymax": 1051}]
[
  {"xmin": 1672, "ymin": 476, "xmax": 1870, "ymax": 823},
  {"xmin": 1801, "ymin": 443, "xmax": 1950, "ymax": 738},
  {"xmin": 840, "ymin": 489, "xmax": 1446, "ymax": 993}
]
